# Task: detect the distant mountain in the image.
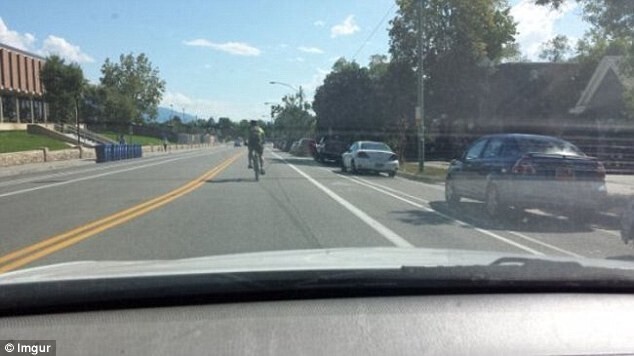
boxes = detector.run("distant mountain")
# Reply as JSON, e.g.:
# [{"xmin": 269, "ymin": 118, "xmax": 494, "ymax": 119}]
[{"xmin": 154, "ymin": 107, "xmax": 198, "ymax": 123}]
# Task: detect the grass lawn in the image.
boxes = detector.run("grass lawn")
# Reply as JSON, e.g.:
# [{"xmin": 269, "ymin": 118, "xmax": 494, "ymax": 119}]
[
  {"xmin": 400, "ymin": 162, "xmax": 447, "ymax": 184},
  {"xmin": 100, "ymin": 132, "xmax": 166, "ymax": 145},
  {"xmin": 0, "ymin": 131, "xmax": 70, "ymax": 153}
]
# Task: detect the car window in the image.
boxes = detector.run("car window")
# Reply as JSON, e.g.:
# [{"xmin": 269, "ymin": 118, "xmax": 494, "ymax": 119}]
[
  {"xmin": 481, "ymin": 138, "xmax": 504, "ymax": 159},
  {"xmin": 360, "ymin": 142, "xmax": 390, "ymax": 151},
  {"xmin": 465, "ymin": 139, "xmax": 488, "ymax": 160},
  {"xmin": 517, "ymin": 137, "xmax": 585, "ymax": 156}
]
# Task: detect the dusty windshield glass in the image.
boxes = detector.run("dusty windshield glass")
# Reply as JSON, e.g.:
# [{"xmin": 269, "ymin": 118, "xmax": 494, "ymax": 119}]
[{"xmin": 0, "ymin": 0, "xmax": 633, "ymax": 286}]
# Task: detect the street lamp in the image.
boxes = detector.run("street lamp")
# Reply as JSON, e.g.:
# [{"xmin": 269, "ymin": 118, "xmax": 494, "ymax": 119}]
[{"xmin": 269, "ymin": 81, "xmax": 298, "ymax": 92}]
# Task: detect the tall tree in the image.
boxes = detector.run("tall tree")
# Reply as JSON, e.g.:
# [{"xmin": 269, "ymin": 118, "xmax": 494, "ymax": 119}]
[
  {"xmin": 539, "ymin": 35, "xmax": 572, "ymax": 62},
  {"xmin": 273, "ymin": 87, "xmax": 314, "ymax": 142},
  {"xmin": 41, "ymin": 55, "xmax": 85, "ymax": 124},
  {"xmin": 100, "ymin": 53, "xmax": 166, "ymax": 124},
  {"xmin": 313, "ymin": 59, "xmax": 379, "ymax": 137},
  {"xmin": 388, "ymin": 0, "xmax": 517, "ymax": 121}
]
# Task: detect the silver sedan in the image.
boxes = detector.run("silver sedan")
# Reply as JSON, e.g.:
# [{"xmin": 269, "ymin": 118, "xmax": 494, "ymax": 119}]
[{"xmin": 341, "ymin": 141, "xmax": 399, "ymax": 177}]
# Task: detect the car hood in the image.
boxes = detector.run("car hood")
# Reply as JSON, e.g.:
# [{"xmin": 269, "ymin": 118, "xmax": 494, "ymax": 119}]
[{"xmin": 0, "ymin": 247, "xmax": 633, "ymax": 284}]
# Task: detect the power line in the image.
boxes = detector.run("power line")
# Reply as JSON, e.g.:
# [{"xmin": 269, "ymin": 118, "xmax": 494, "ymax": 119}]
[{"xmin": 351, "ymin": 3, "xmax": 397, "ymax": 62}]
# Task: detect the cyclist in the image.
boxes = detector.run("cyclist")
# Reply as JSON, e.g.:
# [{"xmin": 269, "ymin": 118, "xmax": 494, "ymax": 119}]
[{"xmin": 246, "ymin": 120, "xmax": 265, "ymax": 175}]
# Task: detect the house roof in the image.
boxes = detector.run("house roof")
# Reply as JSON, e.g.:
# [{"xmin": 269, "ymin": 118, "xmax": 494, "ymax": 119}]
[
  {"xmin": 570, "ymin": 56, "xmax": 631, "ymax": 114},
  {"xmin": 486, "ymin": 62, "xmax": 590, "ymax": 119}
]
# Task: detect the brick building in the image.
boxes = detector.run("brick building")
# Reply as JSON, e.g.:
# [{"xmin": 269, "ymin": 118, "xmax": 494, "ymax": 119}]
[{"xmin": 0, "ymin": 42, "xmax": 47, "ymax": 124}]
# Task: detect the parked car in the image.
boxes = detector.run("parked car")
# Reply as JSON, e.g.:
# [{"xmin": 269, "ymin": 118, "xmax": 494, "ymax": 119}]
[
  {"xmin": 315, "ymin": 135, "xmax": 349, "ymax": 163},
  {"xmin": 341, "ymin": 141, "xmax": 399, "ymax": 177},
  {"xmin": 234, "ymin": 139, "xmax": 242, "ymax": 147},
  {"xmin": 289, "ymin": 140, "xmax": 300, "ymax": 155},
  {"xmin": 445, "ymin": 134, "xmax": 607, "ymax": 219},
  {"xmin": 290, "ymin": 138, "xmax": 316, "ymax": 157}
]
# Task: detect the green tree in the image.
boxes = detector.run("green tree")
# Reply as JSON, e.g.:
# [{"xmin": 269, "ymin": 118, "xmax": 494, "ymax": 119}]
[
  {"xmin": 539, "ymin": 35, "xmax": 572, "ymax": 62},
  {"xmin": 313, "ymin": 59, "xmax": 379, "ymax": 137},
  {"xmin": 388, "ymin": 0, "xmax": 517, "ymax": 122},
  {"xmin": 100, "ymin": 53, "xmax": 166, "ymax": 124},
  {"xmin": 41, "ymin": 55, "xmax": 85, "ymax": 124},
  {"xmin": 273, "ymin": 87, "xmax": 315, "ymax": 143}
]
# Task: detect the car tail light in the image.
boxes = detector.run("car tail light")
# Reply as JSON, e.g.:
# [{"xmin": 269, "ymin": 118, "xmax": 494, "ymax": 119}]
[
  {"xmin": 596, "ymin": 161, "xmax": 606, "ymax": 179},
  {"xmin": 512, "ymin": 156, "xmax": 536, "ymax": 175},
  {"xmin": 357, "ymin": 151, "xmax": 369, "ymax": 158}
]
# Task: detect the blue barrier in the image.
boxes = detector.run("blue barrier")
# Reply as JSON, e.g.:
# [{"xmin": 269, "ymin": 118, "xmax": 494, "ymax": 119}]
[{"xmin": 96, "ymin": 144, "xmax": 143, "ymax": 163}]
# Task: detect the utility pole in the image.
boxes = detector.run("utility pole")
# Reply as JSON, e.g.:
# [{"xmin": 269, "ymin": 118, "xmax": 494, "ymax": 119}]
[{"xmin": 417, "ymin": 0, "xmax": 426, "ymax": 173}]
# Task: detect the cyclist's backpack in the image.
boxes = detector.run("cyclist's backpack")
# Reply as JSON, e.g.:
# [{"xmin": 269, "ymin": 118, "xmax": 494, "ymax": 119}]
[{"xmin": 249, "ymin": 127, "xmax": 262, "ymax": 145}]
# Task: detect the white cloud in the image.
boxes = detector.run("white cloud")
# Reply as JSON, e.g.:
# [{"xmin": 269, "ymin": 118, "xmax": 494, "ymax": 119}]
[
  {"xmin": 41, "ymin": 35, "xmax": 94, "ymax": 63},
  {"xmin": 298, "ymin": 46, "xmax": 324, "ymax": 54},
  {"xmin": 184, "ymin": 38, "xmax": 261, "ymax": 56},
  {"xmin": 314, "ymin": 20, "xmax": 325, "ymax": 27},
  {"xmin": 162, "ymin": 91, "xmax": 263, "ymax": 120},
  {"xmin": 331, "ymin": 15, "xmax": 360, "ymax": 38},
  {"xmin": 510, "ymin": 0, "xmax": 578, "ymax": 60},
  {"xmin": 0, "ymin": 18, "xmax": 93, "ymax": 63},
  {"xmin": 0, "ymin": 18, "xmax": 35, "ymax": 50}
]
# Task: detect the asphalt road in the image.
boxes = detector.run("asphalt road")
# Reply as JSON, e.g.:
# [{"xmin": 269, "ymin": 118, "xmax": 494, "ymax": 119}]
[{"xmin": 0, "ymin": 143, "xmax": 632, "ymax": 274}]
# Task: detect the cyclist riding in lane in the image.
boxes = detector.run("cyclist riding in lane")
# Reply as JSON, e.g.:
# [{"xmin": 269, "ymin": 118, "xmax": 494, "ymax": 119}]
[{"xmin": 247, "ymin": 120, "xmax": 265, "ymax": 176}]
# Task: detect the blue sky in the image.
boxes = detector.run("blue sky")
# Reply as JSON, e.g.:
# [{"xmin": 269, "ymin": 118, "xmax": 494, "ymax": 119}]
[{"xmin": 1, "ymin": 0, "xmax": 588, "ymax": 121}]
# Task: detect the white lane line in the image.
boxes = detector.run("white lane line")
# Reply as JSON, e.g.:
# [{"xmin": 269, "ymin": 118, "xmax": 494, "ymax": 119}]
[
  {"xmin": 333, "ymin": 173, "xmax": 543, "ymax": 255},
  {"xmin": 0, "ymin": 149, "xmax": 210, "ymax": 188},
  {"xmin": 346, "ymin": 173, "xmax": 589, "ymax": 257},
  {"xmin": 0, "ymin": 148, "xmax": 231, "ymax": 199},
  {"xmin": 271, "ymin": 151, "xmax": 414, "ymax": 248}
]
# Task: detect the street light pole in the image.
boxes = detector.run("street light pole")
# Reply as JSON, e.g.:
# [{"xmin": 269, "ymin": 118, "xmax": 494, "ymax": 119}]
[{"xmin": 417, "ymin": 0, "xmax": 426, "ymax": 173}]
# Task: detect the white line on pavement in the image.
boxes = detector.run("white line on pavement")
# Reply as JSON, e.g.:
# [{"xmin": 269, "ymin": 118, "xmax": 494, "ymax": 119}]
[
  {"xmin": 336, "ymin": 173, "xmax": 543, "ymax": 255},
  {"xmin": 0, "ymin": 148, "xmax": 231, "ymax": 199},
  {"xmin": 271, "ymin": 151, "xmax": 414, "ymax": 248},
  {"xmin": 0, "ymin": 149, "xmax": 217, "ymax": 189},
  {"xmin": 344, "ymin": 174, "xmax": 588, "ymax": 257}
]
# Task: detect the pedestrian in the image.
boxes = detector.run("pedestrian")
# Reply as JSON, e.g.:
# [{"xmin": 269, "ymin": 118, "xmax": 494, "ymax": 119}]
[
  {"xmin": 119, "ymin": 134, "xmax": 126, "ymax": 145},
  {"xmin": 163, "ymin": 136, "xmax": 168, "ymax": 152}
]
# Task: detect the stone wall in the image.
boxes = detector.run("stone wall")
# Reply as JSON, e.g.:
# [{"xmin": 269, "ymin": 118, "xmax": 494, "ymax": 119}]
[{"xmin": 0, "ymin": 147, "xmax": 95, "ymax": 167}]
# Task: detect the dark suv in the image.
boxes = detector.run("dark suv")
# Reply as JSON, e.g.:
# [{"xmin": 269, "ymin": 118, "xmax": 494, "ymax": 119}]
[
  {"xmin": 315, "ymin": 135, "xmax": 349, "ymax": 163},
  {"xmin": 445, "ymin": 134, "xmax": 607, "ymax": 219}
]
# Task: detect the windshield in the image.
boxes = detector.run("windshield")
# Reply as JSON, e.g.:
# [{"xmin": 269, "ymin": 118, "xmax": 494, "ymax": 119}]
[{"xmin": 1, "ymin": 0, "xmax": 633, "ymax": 295}]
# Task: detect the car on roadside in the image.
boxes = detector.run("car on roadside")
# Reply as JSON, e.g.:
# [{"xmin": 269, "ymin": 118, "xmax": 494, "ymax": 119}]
[
  {"xmin": 445, "ymin": 133, "xmax": 607, "ymax": 219},
  {"xmin": 341, "ymin": 141, "xmax": 399, "ymax": 177},
  {"xmin": 234, "ymin": 139, "xmax": 242, "ymax": 147},
  {"xmin": 315, "ymin": 135, "xmax": 349, "ymax": 163},
  {"xmin": 290, "ymin": 138, "xmax": 316, "ymax": 157}
]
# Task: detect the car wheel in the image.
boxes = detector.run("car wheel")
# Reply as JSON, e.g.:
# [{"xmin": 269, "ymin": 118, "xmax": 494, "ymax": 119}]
[
  {"xmin": 351, "ymin": 160, "xmax": 358, "ymax": 174},
  {"xmin": 388, "ymin": 170, "xmax": 396, "ymax": 178},
  {"xmin": 485, "ymin": 185, "xmax": 507, "ymax": 218},
  {"xmin": 445, "ymin": 180, "xmax": 461, "ymax": 208},
  {"xmin": 341, "ymin": 160, "xmax": 347, "ymax": 173},
  {"xmin": 621, "ymin": 215, "xmax": 634, "ymax": 245}
]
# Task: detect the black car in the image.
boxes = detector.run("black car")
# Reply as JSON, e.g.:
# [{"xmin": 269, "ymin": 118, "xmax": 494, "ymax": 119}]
[
  {"xmin": 445, "ymin": 134, "xmax": 607, "ymax": 219},
  {"xmin": 315, "ymin": 135, "xmax": 349, "ymax": 163}
]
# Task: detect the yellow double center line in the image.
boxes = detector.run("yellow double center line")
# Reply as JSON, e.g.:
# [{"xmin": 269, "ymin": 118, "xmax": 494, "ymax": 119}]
[{"xmin": 0, "ymin": 152, "xmax": 243, "ymax": 274}]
